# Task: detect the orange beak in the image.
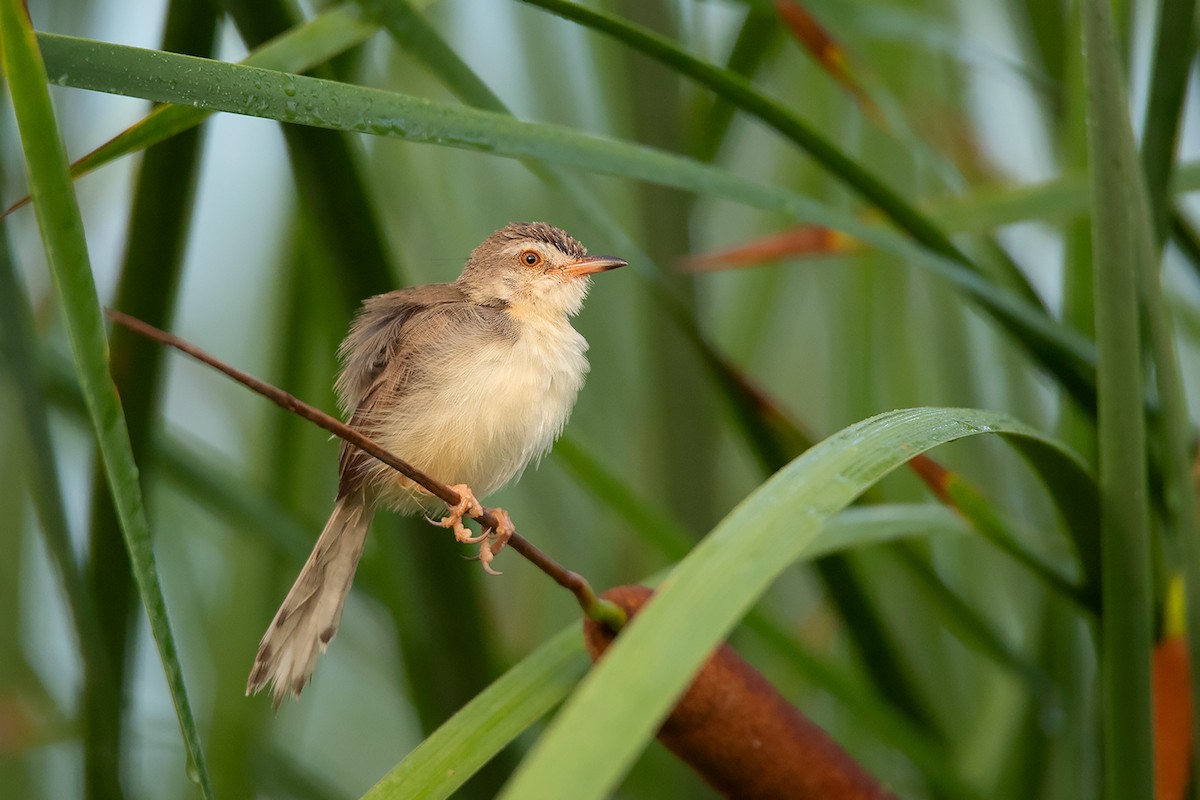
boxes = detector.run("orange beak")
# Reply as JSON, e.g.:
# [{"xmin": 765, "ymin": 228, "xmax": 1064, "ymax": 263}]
[{"xmin": 552, "ymin": 255, "xmax": 628, "ymax": 278}]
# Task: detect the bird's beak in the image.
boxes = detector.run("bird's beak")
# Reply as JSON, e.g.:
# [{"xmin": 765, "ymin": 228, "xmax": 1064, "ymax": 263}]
[{"xmin": 552, "ymin": 255, "xmax": 628, "ymax": 278}]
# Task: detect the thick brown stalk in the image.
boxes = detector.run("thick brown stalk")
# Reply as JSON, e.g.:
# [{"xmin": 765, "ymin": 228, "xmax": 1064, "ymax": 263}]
[{"xmin": 584, "ymin": 585, "xmax": 896, "ymax": 800}]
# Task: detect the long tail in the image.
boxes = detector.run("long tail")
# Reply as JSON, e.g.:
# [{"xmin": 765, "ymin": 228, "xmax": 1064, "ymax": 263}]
[{"xmin": 246, "ymin": 495, "xmax": 373, "ymax": 708}]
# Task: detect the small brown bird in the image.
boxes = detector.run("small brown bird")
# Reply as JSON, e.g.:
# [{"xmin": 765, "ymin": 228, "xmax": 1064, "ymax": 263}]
[{"xmin": 245, "ymin": 222, "xmax": 625, "ymax": 707}]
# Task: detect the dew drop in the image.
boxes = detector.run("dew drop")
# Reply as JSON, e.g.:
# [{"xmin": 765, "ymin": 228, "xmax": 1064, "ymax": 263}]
[{"xmin": 185, "ymin": 757, "xmax": 201, "ymax": 786}]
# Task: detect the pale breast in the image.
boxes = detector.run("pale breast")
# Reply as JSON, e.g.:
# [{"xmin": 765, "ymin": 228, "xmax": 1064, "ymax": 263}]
[{"xmin": 369, "ymin": 309, "xmax": 588, "ymax": 510}]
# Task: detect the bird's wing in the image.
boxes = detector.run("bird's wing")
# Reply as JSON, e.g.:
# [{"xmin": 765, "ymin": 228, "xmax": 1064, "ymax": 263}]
[
  {"xmin": 334, "ymin": 283, "xmax": 468, "ymax": 414},
  {"xmin": 333, "ymin": 285, "xmax": 513, "ymax": 498}
]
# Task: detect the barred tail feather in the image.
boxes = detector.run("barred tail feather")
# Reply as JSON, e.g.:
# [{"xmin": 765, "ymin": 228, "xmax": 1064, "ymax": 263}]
[{"xmin": 246, "ymin": 495, "xmax": 373, "ymax": 708}]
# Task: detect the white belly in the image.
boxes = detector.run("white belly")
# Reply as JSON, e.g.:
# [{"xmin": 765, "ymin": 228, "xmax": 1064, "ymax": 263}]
[{"xmin": 373, "ymin": 314, "xmax": 588, "ymax": 510}]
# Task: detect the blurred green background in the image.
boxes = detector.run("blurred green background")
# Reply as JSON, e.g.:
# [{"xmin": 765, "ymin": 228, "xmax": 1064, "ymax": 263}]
[{"xmin": 3, "ymin": 0, "xmax": 1198, "ymax": 797}]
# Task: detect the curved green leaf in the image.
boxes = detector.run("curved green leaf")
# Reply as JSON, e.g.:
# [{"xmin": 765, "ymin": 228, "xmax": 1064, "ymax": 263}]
[
  {"xmin": 498, "ymin": 408, "xmax": 1095, "ymax": 799},
  {"xmin": 0, "ymin": 5, "xmax": 212, "ymax": 796}
]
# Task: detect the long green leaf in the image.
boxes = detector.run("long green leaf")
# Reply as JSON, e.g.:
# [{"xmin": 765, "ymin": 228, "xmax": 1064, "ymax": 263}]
[
  {"xmin": 497, "ymin": 408, "xmax": 1095, "ymax": 798},
  {"xmin": 35, "ymin": 32, "xmax": 1101, "ymax": 414},
  {"xmin": 1082, "ymin": 1, "xmax": 1155, "ymax": 795},
  {"xmin": 922, "ymin": 159, "xmax": 1200, "ymax": 235},
  {"xmin": 0, "ymin": 4, "xmax": 213, "ymax": 797}
]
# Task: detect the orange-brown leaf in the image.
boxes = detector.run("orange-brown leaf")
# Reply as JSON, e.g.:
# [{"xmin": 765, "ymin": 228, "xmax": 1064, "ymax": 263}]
[
  {"xmin": 1154, "ymin": 634, "xmax": 1193, "ymax": 800},
  {"xmin": 682, "ymin": 226, "xmax": 857, "ymax": 272},
  {"xmin": 907, "ymin": 454, "xmax": 953, "ymax": 505},
  {"xmin": 773, "ymin": 0, "xmax": 878, "ymax": 117}
]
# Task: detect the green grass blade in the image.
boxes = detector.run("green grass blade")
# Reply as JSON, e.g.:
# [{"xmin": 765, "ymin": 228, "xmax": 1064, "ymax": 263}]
[
  {"xmin": 1139, "ymin": 0, "xmax": 1195, "ymax": 244},
  {"xmin": 552, "ymin": 436, "xmax": 695, "ymax": 559},
  {"xmin": 1081, "ymin": 1, "xmax": 1155, "ymax": 796},
  {"xmin": 921, "ymin": 458, "xmax": 1095, "ymax": 606},
  {"xmin": 0, "ymin": 205, "xmax": 110, "ymax": 707},
  {"xmin": 693, "ymin": 6, "xmax": 781, "ymax": 163},
  {"xmin": 1015, "ymin": 0, "xmax": 1066, "ymax": 97},
  {"xmin": 0, "ymin": 4, "xmax": 213, "ymax": 796},
  {"xmin": 361, "ymin": 626, "xmax": 589, "ymax": 800},
  {"xmin": 811, "ymin": 504, "xmax": 971, "ymax": 557},
  {"xmin": 933, "ymin": 159, "xmax": 1200, "ymax": 236},
  {"xmin": 498, "ymin": 408, "xmax": 1096, "ymax": 799},
  {"xmin": 891, "ymin": 543, "xmax": 1050, "ymax": 695},
  {"xmin": 36, "ymin": 32, "xmax": 1101, "ymax": 411}
]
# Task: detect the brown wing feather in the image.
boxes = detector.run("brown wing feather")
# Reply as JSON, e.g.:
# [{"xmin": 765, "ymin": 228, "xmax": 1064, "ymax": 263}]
[
  {"xmin": 334, "ymin": 285, "xmax": 515, "ymax": 499},
  {"xmin": 334, "ymin": 283, "xmax": 470, "ymax": 414}
]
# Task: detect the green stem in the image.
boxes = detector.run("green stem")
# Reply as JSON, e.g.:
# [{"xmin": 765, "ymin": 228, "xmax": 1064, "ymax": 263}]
[
  {"xmin": 1081, "ymin": 1, "xmax": 1155, "ymax": 796},
  {"xmin": 1139, "ymin": 0, "xmax": 1197, "ymax": 244}
]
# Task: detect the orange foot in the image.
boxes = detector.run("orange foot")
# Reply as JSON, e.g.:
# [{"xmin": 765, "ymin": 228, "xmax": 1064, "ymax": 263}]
[
  {"xmin": 438, "ymin": 484, "xmax": 484, "ymax": 544},
  {"xmin": 477, "ymin": 508, "xmax": 515, "ymax": 576}
]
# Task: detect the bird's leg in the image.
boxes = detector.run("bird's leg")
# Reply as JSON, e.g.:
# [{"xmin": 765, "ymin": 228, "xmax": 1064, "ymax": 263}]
[
  {"xmin": 438, "ymin": 484, "xmax": 485, "ymax": 544},
  {"xmin": 433, "ymin": 485, "xmax": 515, "ymax": 575},
  {"xmin": 477, "ymin": 507, "xmax": 515, "ymax": 576}
]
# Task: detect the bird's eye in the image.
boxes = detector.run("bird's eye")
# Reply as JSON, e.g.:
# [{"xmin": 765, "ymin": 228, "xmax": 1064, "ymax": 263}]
[{"xmin": 520, "ymin": 249, "xmax": 543, "ymax": 267}]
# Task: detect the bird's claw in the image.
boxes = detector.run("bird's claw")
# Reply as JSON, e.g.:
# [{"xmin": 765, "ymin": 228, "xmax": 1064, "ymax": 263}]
[
  {"xmin": 438, "ymin": 485, "xmax": 485, "ymax": 544},
  {"xmin": 437, "ymin": 487, "xmax": 514, "ymax": 575},
  {"xmin": 476, "ymin": 508, "xmax": 514, "ymax": 576}
]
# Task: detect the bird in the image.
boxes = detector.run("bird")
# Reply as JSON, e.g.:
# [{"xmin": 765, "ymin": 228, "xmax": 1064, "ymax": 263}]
[{"xmin": 245, "ymin": 221, "xmax": 626, "ymax": 707}]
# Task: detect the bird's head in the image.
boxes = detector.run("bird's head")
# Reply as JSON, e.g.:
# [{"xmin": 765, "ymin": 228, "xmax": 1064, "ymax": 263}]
[{"xmin": 457, "ymin": 222, "xmax": 626, "ymax": 317}]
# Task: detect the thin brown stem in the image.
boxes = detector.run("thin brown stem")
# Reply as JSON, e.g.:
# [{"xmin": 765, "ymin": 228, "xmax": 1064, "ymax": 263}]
[{"xmin": 105, "ymin": 308, "xmax": 624, "ymax": 627}]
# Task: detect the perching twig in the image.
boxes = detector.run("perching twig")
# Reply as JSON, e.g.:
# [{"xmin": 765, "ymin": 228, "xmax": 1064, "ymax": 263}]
[{"xmin": 106, "ymin": 308, "xmax": 625, "ymax": 630}]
